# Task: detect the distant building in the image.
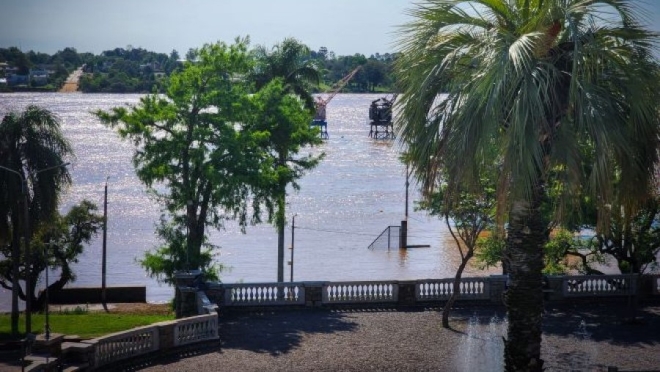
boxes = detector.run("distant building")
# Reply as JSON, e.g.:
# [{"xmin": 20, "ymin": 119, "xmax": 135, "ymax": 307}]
[
  {"xmin": 7, "ymin": 74, "xmax": 29, "ymax": 86},
  {"xmin": 29, "ymin": 68, "xmax": 49, "ymax": 86},
  {"xmin": 0, "ymin": 77, "xmax": 7, "ymax": 85}
]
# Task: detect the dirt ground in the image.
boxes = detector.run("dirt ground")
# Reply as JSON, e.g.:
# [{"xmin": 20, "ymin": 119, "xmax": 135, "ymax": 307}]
[{"xmin": 48, "ymin": 302, "xmax": 172, "ymax": 315}]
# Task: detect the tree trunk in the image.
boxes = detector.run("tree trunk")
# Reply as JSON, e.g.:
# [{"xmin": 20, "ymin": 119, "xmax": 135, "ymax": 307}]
[
  {"xmin": 276, "ymin": 192, "xmax": 286, "ymax": 283},
  {"xmin": 442, "ymin": 252, "xmax": 472, "ymax": 328},
  {"xmin": 504, "ymin": 186, "xmax": 547, "ymax": 372}
]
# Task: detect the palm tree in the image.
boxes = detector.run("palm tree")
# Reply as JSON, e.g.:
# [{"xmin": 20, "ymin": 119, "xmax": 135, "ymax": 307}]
[
  {"xmin": 249, "ymin": 79, "xmax": 323, "ymax": 283},
  {"xmin": 251, "ymin": 38, "xmax": 321, "ymax": 111},
  {"xmin": 0, "ymin": 105, "xmax": 73, "ymax": 335},
  {"xmin": 395, "ymin": 1, "xmax": 660, "ymax": 370}
]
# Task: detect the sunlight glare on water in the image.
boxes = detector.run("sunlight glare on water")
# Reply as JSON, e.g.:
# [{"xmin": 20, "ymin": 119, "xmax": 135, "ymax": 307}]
[{"xmin": 0, "ymin": 92, "xmax": 498, "ymax": 309}]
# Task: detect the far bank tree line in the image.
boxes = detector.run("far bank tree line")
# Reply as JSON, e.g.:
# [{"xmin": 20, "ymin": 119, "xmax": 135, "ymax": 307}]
[
  {"xmin": 1, "ymin": 43, "xmax": 397, "ymax": 93},
  {"xmin": 0, "ymin": 47, "xmax": 84, "ymax": 92}
]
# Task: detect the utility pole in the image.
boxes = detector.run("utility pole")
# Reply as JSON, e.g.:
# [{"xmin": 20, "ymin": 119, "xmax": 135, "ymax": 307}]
[{"xmin": 102, "ymin": 177, "xmax": 108, "ymax": 311}]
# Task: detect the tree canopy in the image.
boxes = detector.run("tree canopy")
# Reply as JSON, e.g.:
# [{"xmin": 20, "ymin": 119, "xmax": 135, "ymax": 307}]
[{"xmin": 395, "ymin": 0, "xmax": 660, "ymax": 370}]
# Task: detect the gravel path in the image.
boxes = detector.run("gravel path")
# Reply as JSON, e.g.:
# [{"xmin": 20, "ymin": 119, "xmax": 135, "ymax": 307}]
[{"xmin": 136, "ymin": 303, "xmax": 660, "ymax": 372}]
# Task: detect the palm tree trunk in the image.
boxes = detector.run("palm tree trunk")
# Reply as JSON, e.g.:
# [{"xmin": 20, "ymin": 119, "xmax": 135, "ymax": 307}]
[{"xmin": 504, "ymin": 184, "xmax": 546, "ymax": 372}]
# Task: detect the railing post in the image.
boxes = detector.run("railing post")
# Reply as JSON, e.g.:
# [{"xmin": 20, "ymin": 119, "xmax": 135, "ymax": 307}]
[
  {"xmin": 304, "ymin": 282, "xmax": 325, "ymax": 307},
  {"xmin": 397, "ymin": 281, "xmax": 416, "ymax": 308},
  {"xmin": 204, "ymin": 282, "xmax": 225, "ymax": 308},
  {"xmin": 399, "ymin": 220, "xmax": 407, "ymax": 249},
  {"xmin": 545, "ymin": 275, "xmax": 564, "ymax": 302},
  {"xmin": 489, "ymin": 275, "xmax": 507, "ymax": 304},
  {"xmin": 174, "ymin": 270, "xmax": 202, "ymax": 318},
  {"xmin": 156, "ymin": 321, "xmax": 178, "ymax": 351}
]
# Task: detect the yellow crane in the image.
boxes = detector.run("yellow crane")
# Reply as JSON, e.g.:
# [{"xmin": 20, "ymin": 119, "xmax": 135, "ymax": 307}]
[{"xmin": 312, "ymin": 66, "xmax": 362, "ymax": 139}]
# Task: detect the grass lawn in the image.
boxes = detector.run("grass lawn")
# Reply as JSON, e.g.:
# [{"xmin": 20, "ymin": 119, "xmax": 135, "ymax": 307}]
[{"xmin": 0, "ymin": 310, "xmax": 174, "ymax": 341}]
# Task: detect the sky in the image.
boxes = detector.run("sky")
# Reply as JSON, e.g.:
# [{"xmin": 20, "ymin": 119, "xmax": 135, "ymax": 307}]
[
  {"xmin": 1, "ymin": 0, "xmax": 659, "ymax": 57},
  {"xmin": 0, "ymin": 0, "xmax": 411, "ymax": 56}
]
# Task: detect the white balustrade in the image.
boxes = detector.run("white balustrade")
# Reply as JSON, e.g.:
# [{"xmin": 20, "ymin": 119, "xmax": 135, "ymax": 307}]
[
  {"xmin": 323, "ymin": 281, "xmax": 398, "ymax": 303},
  {"xmin": 174, "ymin": 313, "xmax": 219, "ymax": 346},
  {"xmin": 563, "ymin": 275, "xmax": 636, "ymax": 296},
  {"xmin": 225, "ymin": 282, "xmax": 305, "ymax": 306},
  {"xmin": 416, "ymin": 278, "xmax": 490, "ymax": 301},
  {"xmin": 88, "ymin": 325, "xmax": 159, "ymax": 368}
]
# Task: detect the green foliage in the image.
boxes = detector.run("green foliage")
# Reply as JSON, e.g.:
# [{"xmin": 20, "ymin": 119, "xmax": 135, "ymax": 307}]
[
  {"xmin": 79, "ymin": 46, "xmax": 181, "ymax": 93},
  {"xmin": 97, "ymin": 38, "xmax": 270, "ymax": 283},
  {"xmin": 0, "ymin": 200, "xmax": 104, "ymax": 309},
  {"xmin": 251, "ymin": 38, "xmax": 322, "ymax": 111},
  {"xmin": 248, "ymin": 77, "xmax": 324, "ymax": 281},
  {"xmin": 589, "ymin": 196, "xmax": 660, "ymax": 274},
  {"xmin": 396, "ymin": 1, "xmax": 660, "ymax": 367},
  {"xmin": 473, "ymin": 234, "xmax": 504, "ymax": 270},
  {"xmin": 140, "ymin": 218, "xmax": 221, "ymax": 285}
]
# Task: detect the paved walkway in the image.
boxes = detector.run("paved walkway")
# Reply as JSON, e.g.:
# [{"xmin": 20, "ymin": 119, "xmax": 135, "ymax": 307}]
[
  {"xmin": 2, "ymin": 303, "xmax": 659, "ymax": 371},
  {"xmin": 137, "ymin": 303, "xmax": 660, "ymax": 372}
]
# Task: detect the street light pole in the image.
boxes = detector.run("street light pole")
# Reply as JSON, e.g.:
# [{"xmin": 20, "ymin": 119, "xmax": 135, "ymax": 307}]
[
  {"xmin": 44, "ymin": 240, "xmax": 57, "ymax": 340},
  {"xmin": 0, "ymin": 162, "xmax": 69, "ymax": 334}
]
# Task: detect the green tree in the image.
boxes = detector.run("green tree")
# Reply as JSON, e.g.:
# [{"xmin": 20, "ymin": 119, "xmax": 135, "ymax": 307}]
[
  {"xmin": 251, "ymin": 38, "xmax": 321, "ymax": 111},
  {"xmin": 419, "ymin": 172, "xmax": 496, "ymax": 328},
  {"xmin": 249, "ymin": 79, "xmax": 324, "ymax": 282},
  {"xmin": 395, "ymin": 1, "xmax": 660, "ymax": 370},
  {"xmin": 0, "ymin": 105, "xmax": 73, "ymax": 335},
  {"xmin": 96, "ymin": 39, "xmax": 262, "ymax": 284},
  {"xmin": 0, "ymin": 200, "xmax": 103, "ymax": 311}
]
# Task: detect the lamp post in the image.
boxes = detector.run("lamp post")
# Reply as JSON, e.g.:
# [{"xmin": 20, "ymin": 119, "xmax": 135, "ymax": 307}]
[
  {"xmin": 44, "ymin": 239, "xmax": 58, "ymax": 340},
  {"xmin": 102, "ymin": 177, "xmax": 109, "ymax": 310},
  {"xmin": 0, "ymin": 162, "xmax": 69, "ymax": 334}
]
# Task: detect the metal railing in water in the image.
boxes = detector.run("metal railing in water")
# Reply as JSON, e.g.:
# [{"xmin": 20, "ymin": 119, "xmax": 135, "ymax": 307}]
[{"xmin": 368, "ymin": 225, "xmax": 400, "ymax": 250}]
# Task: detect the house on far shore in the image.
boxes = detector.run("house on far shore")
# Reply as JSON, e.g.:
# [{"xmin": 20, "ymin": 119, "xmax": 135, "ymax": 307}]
[
  {"xmin": 7, "ymin": 74, "xmax": 28, "ymax": 86},
  {"xmin": 29, "ymin": 68, "xmax": 49, "ymax": 86},
  {"xmin": 0, "ymin": 77, "xmax": 7, "ymax": 85}
]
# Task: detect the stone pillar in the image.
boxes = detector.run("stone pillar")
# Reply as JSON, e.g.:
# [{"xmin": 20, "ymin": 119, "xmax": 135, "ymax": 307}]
[
  {"xmin": 32, "ymin": 333, "xmax": 64, "ymax": 358},
  {"xmin": 397, "ymin": 281, "xmax": 417, "ymax": 308},
  {"xmin": 489, "ymin": 275, "xmax": 507, "ymax": 305},
  {"xmin": 174, "ymin": 270, "xmax": 202, "ymax": 318},
  {"xmin": 304, "ymin": 282, "xmax": 325, "ymax": 307},
  {"xmin": 157, "ymin": 321, "xmax": 178, "ymax": 350},
  {"xmin": 545, "ymin": 275, "xmax": 564, "ymax": 302},
  {"xmin": 204, "ymin": 282, "xmax": 225, "ymax": 312}
]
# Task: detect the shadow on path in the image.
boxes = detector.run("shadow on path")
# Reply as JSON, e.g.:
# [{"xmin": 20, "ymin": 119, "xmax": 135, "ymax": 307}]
[
  {"xmin": 218, "ymin": 310, "xmax": 358, "ymax": 355},
  {"xmin": 542, "ymin": 302, "xmax": 660, "ymax": 347}
]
